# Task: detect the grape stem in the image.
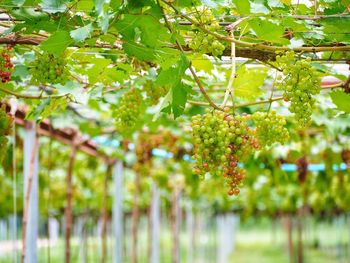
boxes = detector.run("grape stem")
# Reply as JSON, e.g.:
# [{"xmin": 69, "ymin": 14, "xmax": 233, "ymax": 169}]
[
  {"xmin": 221, "ymin": 18, "xmax": 249, "ymax": 108},
  {"xmin": 188, "ymin": 81, "xmax": 344, "ymax": 108},
  {"xmin": 163, "ymin": 1, "xmax": 350, "ymax": 53},
  {"xmin": 157, "ymin": 0, "xmax": 222, "ymax": 111},
  {"xmin": 0, "ymin": 86, "xmax": 70, "ymax": 100}
]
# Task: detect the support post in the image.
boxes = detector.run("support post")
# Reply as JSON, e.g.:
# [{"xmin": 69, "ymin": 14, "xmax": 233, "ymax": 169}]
[
  {"xmin": 186, "ymin": 203, "xmax": 194, "ymax": 263},
  {"xmin": 64, "ymin": 145, "xmax": 77, "ymax": 263},
  {"xmin": 113, "ymin": 161, "xmax": 124, "ymax": 263},
  {"xmin": 150, "ymin": 182, "xmax": 160, "ymax": 263},
  {"xmin": 131, "ymin": 172, "xmax": 141, "ymax": 263},
  {"xmin": 22, "ymin": 124, "xmax": 39, "ymax": 263},
  {"xmin": 101, "ymin": 163, "xmax": 112, "ymax": 263},
  {"xmin": 171, "ymin": 188, "xmax": 181, "ymax": 263}
]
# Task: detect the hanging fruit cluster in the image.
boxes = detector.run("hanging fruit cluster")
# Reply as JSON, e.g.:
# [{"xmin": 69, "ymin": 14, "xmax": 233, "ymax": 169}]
[
  {"xmin": 189, "ymin": 8, "xmax": 225, "ymax": 57},
  {"xmin": 275, "ymin": 51, "xmax": 321, "ymax": 126},
  {"xmin": 191, "ymin": 109, "xmax": 290, "ymax": 195},
  {"xmin": 252, "ymin": 110, "xmax": 289, "ymax": 147},
  {"xmin": 0, "ymin": 105, "xmax": 13, "ymax": 163},
  {"xmin": 30, "ymin": 52, "xmax": 70, "ymax": 84},
  {"xmin": 114, "ymin": 88, "xmax": 143, "ymax": 133},
  {"xmin": 0, "ymin": 47, "xmax": 14, "ymax": 83},
  {"xmin": 142, "ymin": 80, "xmax": 168, "ymax": 105},
  {"xmin": 191, "ymin": 109, "xmax": 259, "ymax": 195}
]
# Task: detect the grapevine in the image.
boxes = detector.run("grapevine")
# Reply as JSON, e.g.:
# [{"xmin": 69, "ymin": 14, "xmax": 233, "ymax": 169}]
[
  {"xmin": 114, "ymin": 88, "xmax": 143, "ymax": 132},
  {"xmin": 0, "ymin": 47, "xmax": 14, "ymax": 83},
  {"xmin": 275, "ymin": 51, "xmax": 321, "ymax": 127},
  {"xmin": 0, "ymin": 105, "xmax": 13, "ymax": 163},
  {"xmin": 189, "ymin": 8, "xmax": 225, "ymax": 57},
  {"xmin": 30, "ymin": 52, "xmax": 70, "ymax": 85},
  {"xmin": 252, "ymin": 110, "xmax": 289, "ymax": 147},
  {"xmin": 191, "ymin": 109, "xmax": 259, "ymax": 195}
]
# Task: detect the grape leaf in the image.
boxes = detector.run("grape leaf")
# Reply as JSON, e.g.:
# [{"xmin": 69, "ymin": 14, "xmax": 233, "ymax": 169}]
[
  {"xmin": 115, "ymin": 14, "xmax": 170, "ymax": 48},
  {"xmin": 231, "ymin": 66, "xmax": 268, "ymax": 99},
  {"xmin": 156, "ymin": 55, "xmax": 189, "ymax": 88},
  {"xmin": 40, "ymin": 0, "xmax": 66, "ymax": 12},
  {"xmin": 249, "ymin": 18, "xmax": 289, "ymax": 45},
  {"xmin": 330, "ymin": 90, "xmax": 350, "ymax": 113},
  {"xmin": 190, "ymin": 54, "xmax": 214, "ymax": 73},
  {"xmin": 232, "ymin": 0, "xmax": 250, "ymax": 14},
  {"xmin": 40, "ymin": 31, "xmax": 73, "ymax": 56},
  {"xmin": 70, "ymin": 23, "xmax": 93, "ymax": 43}
]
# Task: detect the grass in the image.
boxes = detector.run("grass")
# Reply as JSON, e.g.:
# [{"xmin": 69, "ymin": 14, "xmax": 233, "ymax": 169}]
[{"xmin": 0, "ymin": 216, "xmax": 348, "ymax": 263}]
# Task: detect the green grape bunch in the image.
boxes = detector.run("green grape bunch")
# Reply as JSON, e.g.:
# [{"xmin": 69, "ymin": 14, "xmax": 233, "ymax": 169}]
[
  {"xmin": 114, "ymin": 88, "xmax": 143, "ymax": 132},
  {"xmin": 0, "ymin": 105, "xmax": 13, "ymax": 163},
  {"xmin": 30, "ymin": 52, "xmax": 70, "ymax": 85},
  {"xmin": 191, "ymin": 109, "xmax": 259, "ymax": 195},
  {"xmin": 189, "ymin": 8, "xmax": 225, "ymax": 57},
  {"xmin": 275, "ymin": 51, "xmax": 321, "ymax": 127},
  {"xmin": 142, "ymin": 80, "xmax": 168, "ymax": 105},
  {"xmin": 252, "ymin": 110, "xmax": 289, "ymax": 147}
]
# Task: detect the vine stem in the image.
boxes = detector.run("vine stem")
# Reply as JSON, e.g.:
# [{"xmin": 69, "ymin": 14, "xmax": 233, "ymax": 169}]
[
  {"xmin": 188, "ymin": 81, "xmax": 344, "ymax": 108},
  {"xmin": 163, "ymin": 1, "xmax": 350, "ymax": 53},
  {"xmin": 157, "ymin": 0, "xmax": 221, "ymax": 111},
  {"xmin": 0, "ymin": 86, "xmax": 69, "ymax": 99},
  {"xmin": 221, "ymin": 32, "xmax": 236, "ymax": 108},
  {"xmin": 221, "ymin": 18, "xmax": 249, "ymax": 108}
]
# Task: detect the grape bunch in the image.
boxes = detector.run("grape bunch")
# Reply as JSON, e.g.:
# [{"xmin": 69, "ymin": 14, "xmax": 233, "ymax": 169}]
[
  {"xmin": 142, "ymin": 80, "xmax": 168, "ymax": 105},
  {"xmin": 191, "ymin": 109, "xmax": 259, "ymax": 195},
  {"xmin": 252, "ymin": 110, "xmax": 289, "ymax": 147},
  {"xmin": 0, "ymin": 47, "xmax": 14, "ymax": 83},
  {"xmin": 189, "ymin": 8, "xmax": 225, "ymax": 57},
  {"xmin": 0, "ymin": 105, "xmax": 13, "ymax": 163},
  {"xmin": 30, "ymin": 53, "xmax": 69, "ymax": 84},
  {"xmin": 276, "ymin": 51, "xmax": 321, "ymax": 126},
  {"xmin": 114, "ymin": 88, "xmax": 143, "ymax": 132}
]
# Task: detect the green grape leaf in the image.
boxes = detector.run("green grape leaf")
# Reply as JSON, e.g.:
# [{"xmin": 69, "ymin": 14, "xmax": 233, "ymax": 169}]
[
  {"xmin": 154, "ymin": 55, "xmax": 190, "ymax": 119},
  {"xmin": 40, "ymin": 31, "xmax": 73, "ymax": 56},
  {"xmin": 330, "ymin": 90, "xmax": 350, "ymax": 113},
  {"xmin": 232, "ymin": 0, "xmax": 250, "ymax": 14},
  {"xmin": 153, "ymin": 89, "xmax": 172, "ymax": 121},
  {"xmin": 122, "ymin": 41, "xmax": 158, "ymax": 61},
  {"xmin": 190, "ymin": 54, "xmax": 214, "ymax": 73},
  {"xmin": 40, "ymin": 0, "xmax": 66, "ymax": 12},
  {"xmin": 156, "ymin": 54, "xmax": 189, "ymax": 88},
  {"xmin": 321, "ymin": 18, "xmax": 350, "ymax": 43},
  {"xmin": 249, "ymin": 18, "xmax": 289, "ymax": 45},
  {"xmin": 231, "ymin": 65, "xmax": 268, "ymax": 99},
  {"xmin": 172, "ymin": 82, "xmax": 190, "ymax": 118},
  {"xmin": 70, "ymin": 23, "xmax": 93, "ymax": 43},
  {"xmin": 76, "ymin": 0, "xmax": 94, "ymax": 11},
  {"xmin": 86, "ymin": 58, "xmax": 112, "ymax": 84},
  {"xmin": 115, "ymin": 14, "xmax": 170, "ymax": 48}
]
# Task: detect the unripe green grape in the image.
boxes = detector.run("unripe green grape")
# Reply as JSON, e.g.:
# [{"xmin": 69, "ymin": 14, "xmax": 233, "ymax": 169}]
[
  {"xmin": 30, "ymin": 52, "xmax": 70, "ymax": 84},
  {"xmin": 188, "ymin": 8, "xmax": 225, "ymax": 57},
  {"xmin": 252, "ymin": 110, "xmax": 289, "ymax": 147},
  {"xmin": 113, "ymin": 88, "xmax": 143, "ymax": 133},
  {"xmin": 275, "ymin": 51, "xmax": 321, "ymax": 126}
]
